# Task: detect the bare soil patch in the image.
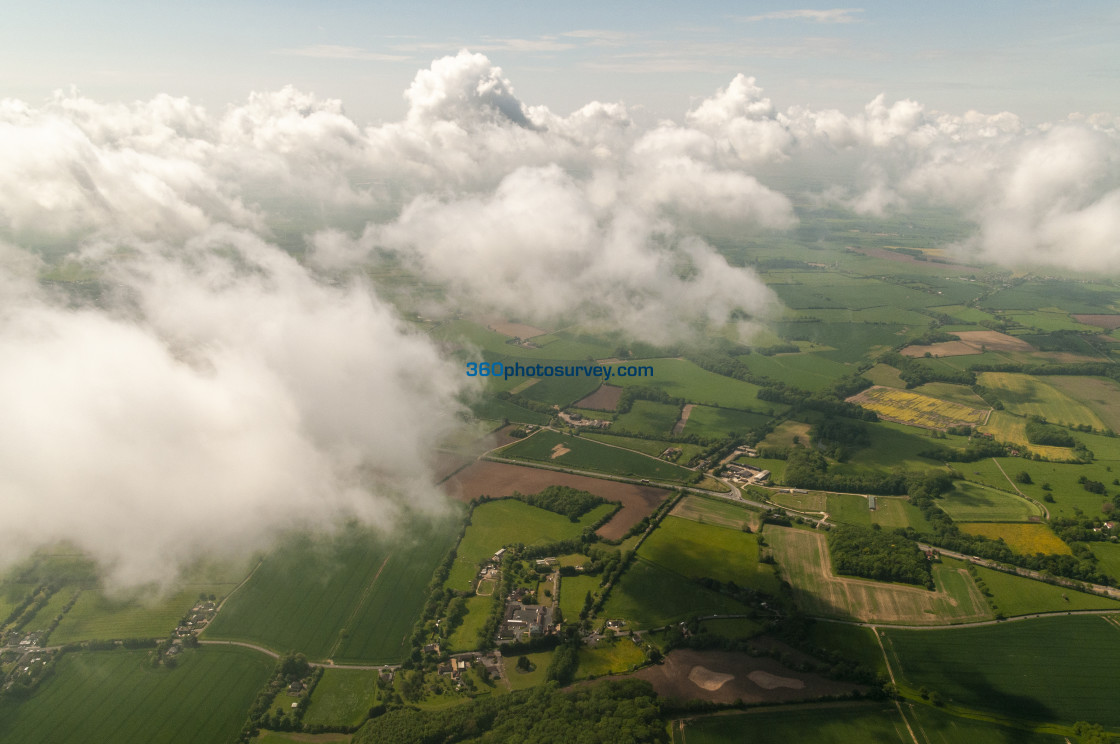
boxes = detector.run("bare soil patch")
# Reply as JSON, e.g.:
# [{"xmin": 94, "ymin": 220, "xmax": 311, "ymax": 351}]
[
  {"xmin": 902, "ymin": 330, "xmax": 1035, "ymax": 358},
  {"xmin": 849, "ymin": 246, "xmax": 972, "ymax": 271},
  {"xmin": 550, "ymin": 444, "xmax": 571, "ymax": 459},
  {"xmin": 627, "ymin": 649, "xmax": 863, "ymax": 704},
  {"xmin": 575, "ymin": 384, "xmax": 623, "ymax": 412},
  {"xmin": 1073, "ymin": 314, "xmax": 1120, "ymax": 329},
  {"xmin": 672, "ymin": 403, "xmax": 695, "ymax": 435},
  {"xmin": 899, "ymin": 341, "xmax": 979, "ymax": 358},
  {"xmin": 442, "ymin": 461, "xmax": 668, "ymax": 540}
]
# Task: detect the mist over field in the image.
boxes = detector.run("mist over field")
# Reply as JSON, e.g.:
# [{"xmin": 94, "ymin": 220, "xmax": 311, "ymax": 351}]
[{"xmin": 2, "ymin": 50, "xmax": 1119, "ymax": 588}]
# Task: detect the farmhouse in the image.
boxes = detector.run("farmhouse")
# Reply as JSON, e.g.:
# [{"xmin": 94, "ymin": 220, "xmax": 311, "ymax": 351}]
[{"xmin": 497, "ymin": 602, "xmax": 552, "ymax": 642}]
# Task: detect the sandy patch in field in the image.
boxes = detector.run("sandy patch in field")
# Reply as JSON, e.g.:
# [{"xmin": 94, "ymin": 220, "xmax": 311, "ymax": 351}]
[
  {"xmin": 749, "ymin": 670, "xmax": 805, "ymax": 690},
  {"xmin": 688, "ymin": 666, "xmax": 734, "ymax": 691},
  {"xmin": 672, "ymin": 404, "xmax": 695, "ymax": 435},
  {"xmin": 624, "ymin": 649, "xmax": 864, "ymax": 704},
  {"xmin": 575, "ymin": 384, "xmax": 623, "ymax": 412},
  {"xmin": 550, "ymin": 444, "xmax": 570, "ymax": 459},
  {"xmin": 1073, "ymin": 314, "xmax": 1120, "ymax": 329},
  {"xmin": 442, "ymin": 461, "xmax": 668, "ymax": 539}
]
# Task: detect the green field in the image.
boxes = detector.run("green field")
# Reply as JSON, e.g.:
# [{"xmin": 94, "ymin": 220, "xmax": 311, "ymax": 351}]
[
  {"xmin": 737, "ymin": 352, "xmax": 853, "ymax": 391},
  {"xmin": 938, "ymin": 482, "xmax": 1041, "ymax": 522},
  {"xmin": 673, "ymin": 704, "xmax": 909, "ymax": 743},
  {"xmin": 49, "ymin": 589, "xmax": 200, "ymax": 645},
  {"xmin": 959, "ymin": 457, "xmax": 1120, "ymax": 519},
  {"xmin": 581, "ymin": 432, "xmax": 705, "ymax": 462},
  {"xmin": 447, "ymin": 595, "xmax": 493, "ymax": 652},
  {"xmin": 697, "ymin": 616, "xmax": 765, "ymax": 640},
  {"xmin": 601, "ymin": 557, "xmax": 750, "ymax": 629},
  {"xmin": 498, "ymin": 430, "xmax": 700, "ymax": 484},
  {"xmin": 559, "ymin": 574, "xmax": 602, "ymax": 620},
  {"xmin": 612, "ymin": 399, "xmax": 682, "ymax": 437},
  {"xmin": 1044, "ymin": 376, "xmax": 1120, "ymax": 432},
  {"xmin": 304, "ymin": 668, "xmax": 382, "ymax": 728},
  {"xmin": 1090, "ymin": 543, "xmax": 1120, "ymax": 583},
  {"xmin": 445, "ymin": 500, "xmax": 612, "ymax": 592},
  {"xmin": 972, "ymin": 565, "xmax": 1120, "ymax": 616},
  {"xmin": 0, "ymin": 647, "xmax": 271, "ymax": 744},
  {"xmin": 206, "ymin": 518, "xmax": 459, "ymax": 663},
  {"xmin": 470, "ymin": 395, "xmax": 551, "ymax": 425},
  {"xmin": 805, "ymin": 623, "xmax": 887, "ymax": 677},
  {"xmin": 977, "ymin": 373, "xmax": 1105, "ymax": 430},
  {"xmin": 607, "ymin": 358, "xmax": 777, "ymax": 413},
  {"xmin": 670, "ymin": 495, "xmax": 758, "ymax": 532},
  {"xmin": 883, "ymin": 615, "xmax": 1120, "ymax": 726},
  {"xmin": 576, "ymin": 638, "xmax": 646, "ymax": 678},
  {"xmin": 506, "ymin": 649, "xmax": 554, "ymax": 691},
  {"xmin": 637, "ymin": 516, "xmax": 779, "ymax": 591},
  {"xmin": 680, "ymin": 405, "xmax": 773, "ymax": 440}
]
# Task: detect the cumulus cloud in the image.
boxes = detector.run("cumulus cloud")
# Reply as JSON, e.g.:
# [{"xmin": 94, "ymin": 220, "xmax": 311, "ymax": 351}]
[{"xmin": 3, "ymin": 49, "xmax": 1119, "ymax": 587}]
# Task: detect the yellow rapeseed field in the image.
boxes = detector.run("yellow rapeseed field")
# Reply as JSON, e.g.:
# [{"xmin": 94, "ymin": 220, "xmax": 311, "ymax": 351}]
[
  {"xmin": 850, "ymin": 386, "xmax": 989, "ymax": 429},
  {"xmin": 959, "ymin": 522, "xmax": 1072, "ymax": 555}
]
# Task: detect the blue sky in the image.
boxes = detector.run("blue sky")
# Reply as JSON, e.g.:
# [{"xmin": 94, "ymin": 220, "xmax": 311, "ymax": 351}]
[{"xmin": 3, "ymin": 1, "xmax": 1119, "ymax": 123}]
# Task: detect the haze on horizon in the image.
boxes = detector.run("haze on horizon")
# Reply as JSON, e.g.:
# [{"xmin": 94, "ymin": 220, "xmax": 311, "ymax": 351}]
[{"xmin": 1, "ymin": 3, "xmax": 1119, "ymax": 590}]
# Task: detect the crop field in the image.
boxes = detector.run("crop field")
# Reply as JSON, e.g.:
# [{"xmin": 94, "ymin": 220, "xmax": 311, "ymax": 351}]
[
  {"xmin": 904, "ymin": 704, "xmax": 1067, "ymax": 744},
  {"xmin": 831, "ymin": 421, "xmax": 958, "ymax": 474},
  {"xmin": 670, "ymin": 496, "xmax": 759, "ymax": 532},
  {"xmin": 0, "ymin": 647, "xmax": 271, "ymax": 744},
  {"xmin": 469, "ymin": 395, "xmax": 551, "ymax": 425},
  {"xmin": 848, "ymin": 386, "xmax": 988, "ymax": 430},
  {"xmin": 737, "ymin": 352, "xmax": 852, "ymax": 391},
  {"xmin": 760, "ymin": 420, "xmax": 812, "ymax": 448},
  {"xmin": 864, "ymin": 363, "xmax": 906, "ymax": 388},
  {"xmin": 445, "ymin": 500, "xmax": 611, "ymax": 592},
  {"xmin": 601, "ymin": 557, "xmax": 750, "ymax": 629},
  {"xmin": 911, "ymin": 382, "xmax": 990, "ymax": 409},
  {"xmin": 606, "ymin": 358, "xmax": 777, "ymax": 413},
  {"xmin": 498, "ymin": 430, "xmax": 699, "ymax": 484},
  {"xmin": 304, "ymin": 669, "xmax": 381, "ymax": 728},
  {"xmin": 698, "ymin": 617, "xmax": 765, "ymax": 639},
  {"xmin": 612, "ymin": 399, "xmax": 682, "ymax": 437},
  {"xmin": 515, "ymin": 371, "xmax": 602, "ymax": 408},
  {"xmin": 766, "ymin": 527, "xmax": 991, "ymax": 625},
  {"xmin": 938, "ymin": 482, "xmax": 1041, "ymax": 522},
  {"xmin": 872, "ymin": 497, "xmax": 931, "ymax": 531},
  {"xmin": 805, "ymin": 623, "xmax": 886, "ymax": 676},
  {"xmin": 770, "ymin": 490, "xmax": 828, "ymax": 514},
  {"xmin": 672, "ymin": 704, "xmax": 910, "ymax": 744},
  {"xmin": 826, "ymin": 493, "xmax": 873, "ymax": 526},
  {"xmin": 971, "ymin": 565, "xmax": 1120, "ymax": 615},
  {"xmin": 206, "ymin": 518, "xmax": 459, "ymax": 663},
  {"xmin": 1043, "ymin": 375, "xmax": 1120, "ymax": 432},
  {"xmin": 50, "ymin": 589, "xmax": 201, "ymax": 644},
  {"xmin": 442, "ymin": 460, "xmax": 668, "ymax": 540},
  {"xmin": 679, "ymin": 405, "xmax": 773, "ymax": 440},
  {"xmin": 980, "ymin": 281, "xmax": 1120, "ymax": 314},
  {"xmin": 638, "ymin": 516, "xmax": 779, "ymax": 591},
  {"xmin": 1005, "ymin": 309, "xmax": 1094, "ymax": 333},
  {"xmin": 576, "ymin": 638, "xmax": 646, "ymax": 678},
  {"xmin": 957, "ymin": 523, "xmax": 1070, "ymax": 555},
  {"xmin": 882, "ymin": 615, "xmax": 1120, "ymax": 726},
  {"xmin": 977, "ymin": 373, "xmax": 1105, "ymax": 429}
]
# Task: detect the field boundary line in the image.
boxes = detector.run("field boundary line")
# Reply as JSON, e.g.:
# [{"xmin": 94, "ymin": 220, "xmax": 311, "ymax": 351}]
[{"xmin": 989, "ymin": 458, "xmax": 1049, "ymax": 520}]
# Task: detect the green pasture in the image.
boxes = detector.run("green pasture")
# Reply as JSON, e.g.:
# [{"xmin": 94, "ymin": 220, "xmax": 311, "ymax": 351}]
[
  {"xmin": 304, "ymin": 668, "xmax": 382, "ymax": 728},
  {"xmin": 805, "ymin": 623, "xmax": 886, "ymax": 676},
  {"xmin": 470, "ymin": 395, "xmax": 551, "ymax": 425},
  {"xmin": 957, "ymin": 457, "xmax": 1119, "ymax": 519},
  {"xmin": 831, "ymin": 421, "xmax": 958, "ymax": 475},
  {"xmin": 696, "ymin": 616, "xmax": 764, "ymax": 640},
  {"xmin": 972, "ymin": 565, "xmax": 1120, "ymax": 616},
  {"xmin": 607, "ymin": 358, "xmax": 777, "ymax": 413},
  {"xmin": 580, "ymin": 433, "xmax": 705, "ymax": 462},
  {"xmin": 977, "ymin": 373, "xmax": 1104, "ymax": 430},
  {"xmin": 673, "ymin": 704, "xmax": 909, "ymax": 744},
  {"xmin": 980, "ymin": 281, "xmax": 1120, "ymax": 315},
  {"xmin": 506, "ymin": 650, "xmax": 554, "ymax": 691},
  {"xmin": 938, "ymin": 482, "xmax": 1040, "ymax": 522},
  {"xmin": 1090, "ymin": 543, "xmax": 1120, "ymax": 583},
  {"xmin": 559, "ymin": 575, "xmax": 602, "ymax": 620},
  {"xmin": 576, "ymin": 638, "xmax": 646, "ymax": 678},
  {"xmin": 883, "ymin": 615, "xmax": 1120, "ymax": 726},
  {"xmin": 864, "ymin": 364, "xmax": 906, "ymax": 388},
  {"xmin": 206, "ymin": 518, "xmax": 459, "ymax": 663},
  {"xmin": 445, "ymin": 500, "xmax": 611, "ymax": 592},
  {"xmin": 671, "ymin": 495, "xmax": 758, "ymax": 532},
  {"xmin": 0, "ymin": 647, "xmax": 271, "ymax": 744},
  {"xmin": 1005, "ymin": 309, "xmax": 1095, "ymax": 333},
  {"xmin": 498, "ymin": 430, "xmax": 699, "ymax": 484},
  {"xmin": 447, "ymin": 595, "xmax": 493, "ymax": 652},
  {"xmin": 771, "ymin": 322, "xmax": 908, "ymax": 363},
  {"xmin": 681, "ymin": 405, "xmax": 773, "ymax": 440},
  {"xmin": 638, "ymin": 516, "xmax": 779, "ymax": 591},
  {"xmin": 1043, "ymin": 376, "xmax": 1120, "ymax": 432},
  {"xmin": 612, "ymin": 399, "xmax": 681, "ymax": 437},
  {"xmin": 601, "ymin": 557, "xmax": 749, "ymax": 629},
  {"xmin": 737, "ymin": 352, "xmax": 853, "ymax": 391}
]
